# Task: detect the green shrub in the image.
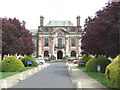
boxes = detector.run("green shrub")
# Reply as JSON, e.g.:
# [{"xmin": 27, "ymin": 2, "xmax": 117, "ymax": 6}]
[
  {"xmin": 78, "ymin": 55, "xmax": 92, "ymax": 67},
  {"xmin": 86, "ymin": 55, "xmax": 111, "ymax": 73},
  {"xmin": 1, "ymin": 56, "xmax": 25, "ymax": 72},
  {"xmin": 20, "ymin": 55, "xmax": 38, "ymax": 67},
  {"xmin": 105, "ymin": 54, "xmax": 120, "ymax": 89}
]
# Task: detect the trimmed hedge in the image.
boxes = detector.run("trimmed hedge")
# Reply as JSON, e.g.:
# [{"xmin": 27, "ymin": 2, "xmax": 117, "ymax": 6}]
[
  {"xmin": 105, "ymin": 54, "xmax": 120, "ymax": 89},
  {"xmin": 78, "ymin": 55, "xmax": 92, "ymax": 67},
  {"xmin": 86, "ymin": 55, "xmax": 111, "ymax": 73},
  {"xmin": 1, "ymin": 56, "xmax": 25, "ymax": 72},
  {"xmin": 20, "ymin": 55, "xmax": 38, "ymax": 67}
]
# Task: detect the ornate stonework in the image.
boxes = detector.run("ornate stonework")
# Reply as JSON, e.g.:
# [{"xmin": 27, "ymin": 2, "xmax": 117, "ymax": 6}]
[{"xmin": 32, "ymin": 16, "xmax": 83, "ymax": 60}]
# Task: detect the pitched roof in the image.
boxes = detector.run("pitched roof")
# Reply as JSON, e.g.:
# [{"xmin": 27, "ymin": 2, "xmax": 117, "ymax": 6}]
[{"xmin": 46, "ymin": 21, "xmax": 73, "ymax": 26}]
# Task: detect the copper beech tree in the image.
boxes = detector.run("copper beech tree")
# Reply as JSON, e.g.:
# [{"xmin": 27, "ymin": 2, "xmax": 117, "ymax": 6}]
[
  {"xmin": 81, "ymin": 2, "xmax": 120, "ymax": 58},
  {"xmin": 2, "ymin": 18, "xmax": 34, "ymax": 56}
]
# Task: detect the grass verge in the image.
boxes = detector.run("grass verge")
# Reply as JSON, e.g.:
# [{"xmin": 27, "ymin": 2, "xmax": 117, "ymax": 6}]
[
  {"xmin": 77, "ymin": 66, "xmax": 107, "ymax": 87},
  {"xmin": 0, "ymin": 67, "xmax": 36, "ymax": 79}
]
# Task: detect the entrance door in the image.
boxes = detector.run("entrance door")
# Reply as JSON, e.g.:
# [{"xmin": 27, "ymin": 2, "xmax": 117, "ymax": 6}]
[{"xmin": 57, "ymin": 51, "xmax": 63, "ymax": 59}]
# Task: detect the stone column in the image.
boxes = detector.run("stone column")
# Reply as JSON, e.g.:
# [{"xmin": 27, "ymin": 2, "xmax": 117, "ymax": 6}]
[{"xmin": 38, "ymin": 37, "xmax": 41, "ymax": 57}]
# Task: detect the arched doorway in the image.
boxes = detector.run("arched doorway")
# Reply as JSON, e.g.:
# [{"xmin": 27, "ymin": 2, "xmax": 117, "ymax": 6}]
[
  {"xmin": 57, "ymin": 51, "xmax": 63, "ymax": 59},
  {"xmin": 44, "ymin": 51, "xmax": 49, "ymax": 57},
  {"xmin": 71, "ymin": 51, "xmax": 76, "ymax": 57}
]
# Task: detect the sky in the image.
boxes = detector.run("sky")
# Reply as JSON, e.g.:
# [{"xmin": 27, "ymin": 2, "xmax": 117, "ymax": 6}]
[{"xmin": 0, "ymin": 0, "xmax": 109, "ymax": 30}]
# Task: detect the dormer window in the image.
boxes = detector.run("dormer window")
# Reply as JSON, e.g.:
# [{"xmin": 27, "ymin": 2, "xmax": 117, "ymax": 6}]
[{"xmin": 44, "ymin": 28, "xmax": 48, "ymax": 32}]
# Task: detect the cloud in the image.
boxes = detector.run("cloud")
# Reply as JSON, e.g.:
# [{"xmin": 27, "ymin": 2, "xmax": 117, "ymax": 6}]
[{"xmin": 0, "ymin": 0, "xmax": 108, "ymax": 29}]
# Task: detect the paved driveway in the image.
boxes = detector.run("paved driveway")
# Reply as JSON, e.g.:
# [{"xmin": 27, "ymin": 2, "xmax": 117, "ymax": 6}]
[{"xmin": 12, "ymin": 62, "xmax": 75, "ymax": 88}]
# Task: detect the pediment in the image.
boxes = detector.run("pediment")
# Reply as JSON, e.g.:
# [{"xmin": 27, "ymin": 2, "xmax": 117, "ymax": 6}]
[{"xmin": 51, "ymin": 27, "xmax": 69, "ymax": 35}]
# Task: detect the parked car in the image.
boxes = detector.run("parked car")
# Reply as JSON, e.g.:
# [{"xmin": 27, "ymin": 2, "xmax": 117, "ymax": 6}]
[
  {"xmin": 73, "ymin": 60, "xmax": 79, "ymax": 64},
  {"xmin": 35, "ymin": 58, "xmax": 45, "ymax": 65}
]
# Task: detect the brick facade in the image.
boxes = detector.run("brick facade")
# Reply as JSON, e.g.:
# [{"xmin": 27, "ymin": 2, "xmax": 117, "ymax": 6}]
[
  {"xmin": 49, "ymin": 36, "xmax": 51, "ymax": 52},
  {"xmin": 42, "ymin": 37, "xmax": 44, "ymax": 53},
  {"xmin": 69, "ymin": 37, "xmax": 71, "ymax": 52},
  {"xmin": 32, "ymin": 16, "xmax": 83, "ymax": 60},
  {"xmin": 76, "ymin": 36, "xmax": 78, "ymax": 53}
]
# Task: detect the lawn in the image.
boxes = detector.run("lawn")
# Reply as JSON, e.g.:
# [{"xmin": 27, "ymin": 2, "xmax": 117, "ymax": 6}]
[
  {"xmin": 77, "ymin": 66, "xmax": 108, "ymax": 87},
  {"xmin": 0, "ymin": 67, "xmax": 36, "ymax": 79}
]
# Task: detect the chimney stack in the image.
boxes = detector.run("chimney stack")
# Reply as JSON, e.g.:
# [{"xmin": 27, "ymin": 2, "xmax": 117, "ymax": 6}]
[
  {"xmin": 22, "ymin": 20, "xmax": 26, "ymax": 27},
  {"xmin": 40, "ymin": 16, "xmax": 44, "ymax": 26},
  {"xmin": 76, "ymin": 16, "xmax": 80, "ymax": 27}
]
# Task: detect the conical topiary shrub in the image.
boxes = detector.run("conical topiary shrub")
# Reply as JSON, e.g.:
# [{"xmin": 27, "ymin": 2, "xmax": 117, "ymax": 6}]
[
  {"xmin": 105, "ymin": 54, "xmax": 120, "ymax": 89},
  {"xmin": 1, "ymin": 56, "xmax": 25, "ymax": 72}
]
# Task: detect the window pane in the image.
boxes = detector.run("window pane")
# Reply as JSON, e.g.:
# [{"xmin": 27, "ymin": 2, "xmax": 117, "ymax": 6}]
[
  {"xmin": 33, "ymin": 40, "xmax": 36, "ymax": 47},
  {"xmin": 44, "ymin": 38, "xmax": 49, "ymax": 46},
  {"xmin": 71, "ymin": 38, "xmax": 76, "ymax": 46},
  {"xmin": 58, "ymin": 38, "xmax": 62, "ymax": 46}
]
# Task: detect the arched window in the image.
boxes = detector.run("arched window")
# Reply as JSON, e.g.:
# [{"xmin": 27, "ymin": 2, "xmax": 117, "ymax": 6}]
[
  {"xmin": 71, "ymin": 51, "xmax": 76, "ymax": 57},
  {"xmin": 44, "ymin": 51, "xmax": 49, "ymax": 57}
]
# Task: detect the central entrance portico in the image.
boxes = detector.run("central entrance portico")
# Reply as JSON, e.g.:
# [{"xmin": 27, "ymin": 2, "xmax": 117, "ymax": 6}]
[{"xmin": 57, "ymin": 51, "xmax": 63, "ymax": 59}]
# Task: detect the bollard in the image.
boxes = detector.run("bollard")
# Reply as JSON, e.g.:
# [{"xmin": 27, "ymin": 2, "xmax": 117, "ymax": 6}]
[
  {"xmin": 66, "ymin": 62, "xmax": 68, "ymax": 67},
  {"xmin": 38, "ymin": 66, "xmax": 41, "ymax": 70},
  {"xmin": 67, "ymin": 64, "xmax": 69, "ymax": 68},
  {"xmin": 39, "ymin": 67, "xmax": 42, "ymax": 69},
  {"xmin": 66, "ymin": 62, "xmax": 68, "ymax": 66},
  {"xmin": 44, "ymin": 64, "xmax": 46, "ymax": 67},
  {"xmin": 42, "ymin": 65, "xmax": 44, "ymax": 69},
  {"xmin": 68, "ymin": 66, "xmax": 71, "ymax": 71},
  {"xmin": 77, "ymin": 82, "xmax": 82, "ymax": 88},
  {"xmin": 43, "ymin": 64, "xmax": 46, "ymax": 68},
  {"xmin": 29, "ymin": 70, "xmax": 32, "ymax": 75},
  {"xmin": 35, "ymin": 68, "xmax": 37, "ymax": 72},
  {"xmin": 46, "ymin": 64, "xmax": 48, "ymax": 67},
  {"xmin": 43, "ymin": 65, "xmax": 45, "ymax": 68},
  {"xmin": 70, "ymin": 68, "xmax": 72, "ymax": 72},
  {"xmin": 20, "ymin": 73, "xmax": 23, "ymax": 81},
  {"xmin": 3, "ymin": 80, "xmax": 7, "ymax": 88},
  {"xmin": 41, "ymin": 66, "xmax": 43, "ymax": 69},
  {"xmin": 73, "ymin": 80, "xmax": 77, "ymax": 87}
]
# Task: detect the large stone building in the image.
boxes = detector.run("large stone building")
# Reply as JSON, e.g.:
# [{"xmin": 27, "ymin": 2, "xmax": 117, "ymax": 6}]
[{"xmin": 31, "ymin": 16, "xmax": 84, "ymax": 60}]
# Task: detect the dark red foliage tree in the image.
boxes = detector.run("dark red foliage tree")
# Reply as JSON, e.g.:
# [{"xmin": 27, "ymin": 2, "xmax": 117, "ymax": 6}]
[
  {"xmin": 81, "ymin": 2, "xmax": 120, "ymax": 58},
  {"xmin": 2, "ymin": 18, "xmax": 35, "ymax": 56}
]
